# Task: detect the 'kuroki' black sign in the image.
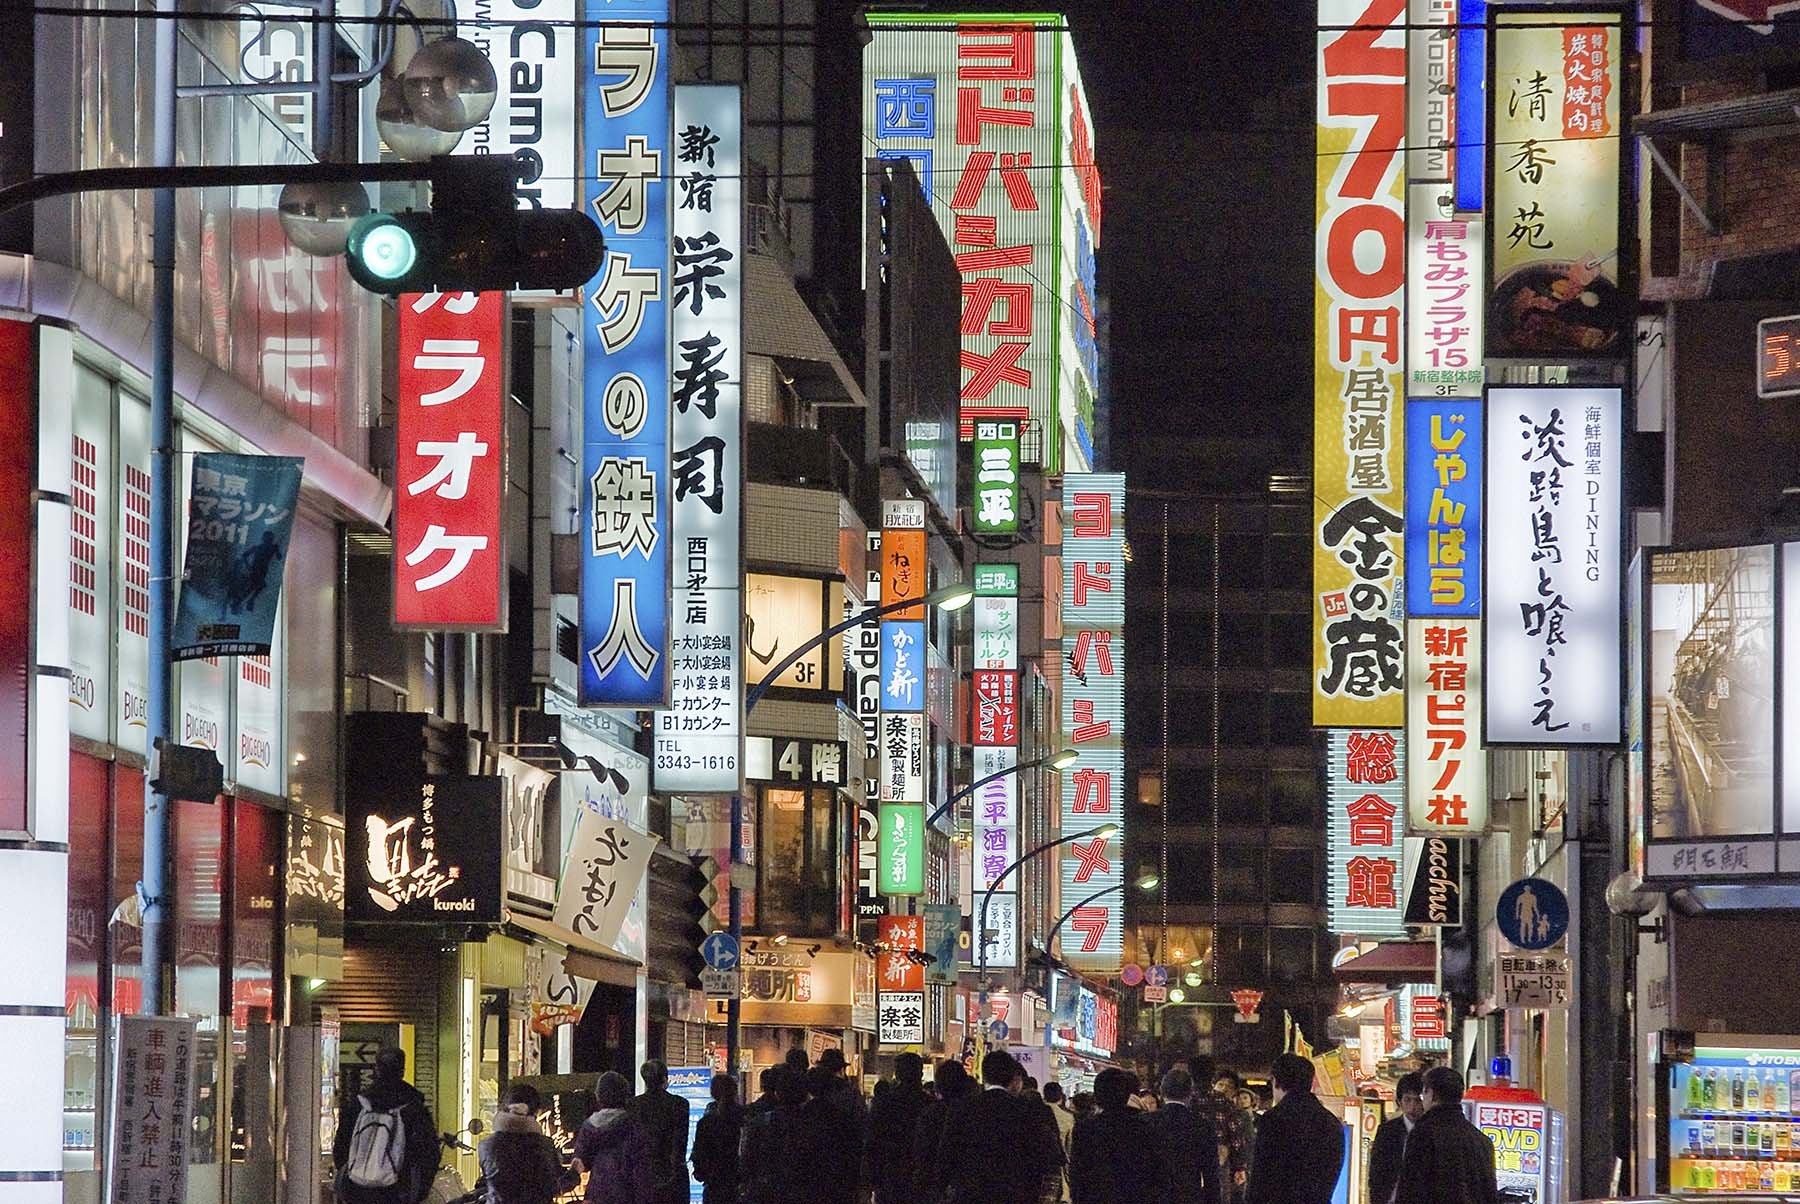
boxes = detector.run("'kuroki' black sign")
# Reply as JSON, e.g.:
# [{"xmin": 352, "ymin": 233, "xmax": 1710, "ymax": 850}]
[{"xmin": 347, "ymin": 775, "xmax": 504, "ymax": 925}]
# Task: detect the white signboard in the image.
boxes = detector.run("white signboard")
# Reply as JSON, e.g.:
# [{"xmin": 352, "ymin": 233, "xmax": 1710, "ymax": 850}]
[
  {"xmin": 68, "ymin": 365, "xmax": 113, "ymax": 743},
  {"xmin": 466, "ymin": 0, "xmax": 578, "ymax": 213},
  {"xmin": 108, "ymin": 1015, "xmax": 199, "ymax": 1204},
  {"xmin": 878, "ymin": 712, "xmax": 925, "ymax": 804},
  {"xmin": 877, "ymin": 989, "xmax": 924, "ymax": 1046},
  {"xmin": 1496, "ymin": 951, "xmax": 1572, "ymax": 1010},
  {"xmin": 975, "ymin": 891, "xmax": 1019, "ymax": 970},
  {"xmin": 1406, "ymin": 0, "xmax": 1455, "ymax": 183},
  {"xmin": 973, "ymin": 596, "xmax": 1019, "ymax": 670},
  {"xmin": 554, "ymin": 806, "xmax": 658, "ymax": 951},
  {"xmin": 1486, "ymin": 388, "xmax": 1621, "ymax": 744},
  {"xmin": 1407, "ymin": 185, "xmax": 1483, "ymax": 398},
  {"xmin": 1406, "ymin": 618, "xmax": 1487, "ymax": 834},
  {"xmin": 655, "ymin": 85, "xmax": 745, "ymax": 794}
]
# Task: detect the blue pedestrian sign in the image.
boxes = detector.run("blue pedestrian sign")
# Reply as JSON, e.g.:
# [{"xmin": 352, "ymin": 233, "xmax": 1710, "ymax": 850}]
[
  {"xmin": 1496, "ymin": 878, "xmax": 1569, "ymax": 950},
  {"xmin": 700, "ymin": 932, "xmax": 740, "ymax": 971}
]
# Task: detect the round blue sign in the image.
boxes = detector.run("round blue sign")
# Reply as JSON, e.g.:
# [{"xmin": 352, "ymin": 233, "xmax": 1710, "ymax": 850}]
[
  {"xmin": 700, "ymin": 932, "xmax": 741, "ymax": 971},
  {"xmin": 1146, "ymin": 964, "xmax": 1170, "ymax": 987},
  {"xmin": 988, "ymin": 1019, "xmax": 1010, "ymax": 1042},
  {"xmin": 1496, "ymin": 878, "xmax": 1569, "ymax": 950}
]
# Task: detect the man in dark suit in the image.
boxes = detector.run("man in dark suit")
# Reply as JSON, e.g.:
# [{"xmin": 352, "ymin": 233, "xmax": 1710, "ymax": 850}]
[
  {"xmin": 1395, "ymin": 1067, "xmax": 1498, "ymax": 1204},
  {"xmin": 939, "ymin": 1049, "xmax": 1065, "ymax": 1204},
  {"xmin": 1153, "ymin": 1067, "xmax": 1222, "ymax": 1204},
  {"xmin": 1245, "ymin": 1054, "xmax": 1345, "ymax": 1204},
  {"xmin": 1367, "ymin": 1071, "xmax": 1425, "ymax": 1204}
]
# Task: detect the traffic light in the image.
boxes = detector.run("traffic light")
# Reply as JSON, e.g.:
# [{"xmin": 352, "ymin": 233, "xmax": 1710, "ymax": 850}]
[{"xmin": 343, "ymin": 156, "xmax": 604, "ymax": 294}]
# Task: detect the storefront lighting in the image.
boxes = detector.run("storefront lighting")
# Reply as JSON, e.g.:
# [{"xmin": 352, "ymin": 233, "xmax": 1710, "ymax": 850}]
[
  {"xmin": 771, "ymin": 933, "xmax": 789, "ymax": 946},
  {"xmin": 1049, "ymin": 747, "xmax": 1079, "ymax": 770}
]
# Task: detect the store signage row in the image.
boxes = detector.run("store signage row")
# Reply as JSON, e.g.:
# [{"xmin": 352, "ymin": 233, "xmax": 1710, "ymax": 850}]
[
  {"xmin": 579, "ymin": 0, "xmax": 672, "ymax": 707},
  {"xmin": 1407, "ymin": 618, "xmax": 1488, "ymax": 834},
  {"xmin": 654, "ymin": 84, "xmax": 745, "ymax": 794},
  {"xmin": 1326, "ymin": 730, "xmax": 1408, "ymax": 938},
  {"xmin": 877, "ymin": 914, "xmax": 925, "ymax": 1046},
  {"xmin": 972, "ymin": 419, "xmax": 1022, "ymax": 533},
  {"xmin": 1406, "ymin": 190, "xmax": 1483, "ymax": 400},
  {"xmin": 1060, "ymin": 476, "xmax": 1125, "ymax": 971}
]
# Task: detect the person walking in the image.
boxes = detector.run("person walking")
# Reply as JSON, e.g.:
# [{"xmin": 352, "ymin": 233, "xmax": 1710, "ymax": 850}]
[
  {"xmin": 477, "ymin": 1082, "xmax": 574, "ymax": 1204},
  {"xmin": 333, "ymin": 1046, "xmax": 440, "ymax": 1204},
  {"xmin": 867, "ymin": 1053, "xmax": 932, "ymax": 1204},
  {"xmin": 1394, "ymin": 1068, "xmax": 1498, "ymax": 1204},
  {"xmin": 1366, "ymin": 1072, "xmax": 1425, "ymax": 1204},
  {"xmin": 740, "ymin": 1067, "xmax": 809, "ymax": 1204},
  {"xmin": 939, "ymin": 1050, "xmax": 1064, "ymax": 1204},
  {"xmin": 1244, "ymin": 1054, "xmax": 1344, "ymax": 1204},
  {"xmin": 574, "ymin": 1071, "xmax": 654, "ymax": 1204},
  {"xmin": 915, "ymin": 1059, "xmax": 976, "ymax": 1202},
  {"xmin": 632, "ymin": 1061, "xmax": 691, "ymax": 1204},
  {"xmin": 689, "ymin": 1073, "xmax": 743, "ymax": 1204},
  {"xmin": 1190, "ymin": 1057, "xmax": 1253, "ymax": 1203},
  {"xmin": 1153, "ymin": 1067, "xmax": 1222, "ymax": 1204},
  {"xmin": 796, "ymin": 1066, "xmax": 863, "ymax": 1204},
  {"xmin": 1068, "ymin": 1069, "xmax": 1167, "ymax": 1204},
  {"xmin": 1043, "ymin": 1081, "xmax": 1076, "ymax": 1199}
]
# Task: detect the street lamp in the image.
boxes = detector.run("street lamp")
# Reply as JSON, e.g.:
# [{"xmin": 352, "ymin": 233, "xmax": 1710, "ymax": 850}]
[
  {"xmin": 976, "ymin": 822, "xmax": 1121, "ymax": 1024},
  {"xmin": 727, "ymin": 577, "xmax": 974, "ymax": 1078},
  {"xmin": 1044, "ymin": 873, "xmax": 1159, "ymax": 956},
  {"xmin": 925, "ymin": 746, "xmax": 1078, "ymax": 829}
]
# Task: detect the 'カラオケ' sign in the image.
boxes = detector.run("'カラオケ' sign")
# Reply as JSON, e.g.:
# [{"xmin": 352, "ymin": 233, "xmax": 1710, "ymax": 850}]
[{"xmin": 396, "ymin": 292, "xmax": 506, "ymax": 629}]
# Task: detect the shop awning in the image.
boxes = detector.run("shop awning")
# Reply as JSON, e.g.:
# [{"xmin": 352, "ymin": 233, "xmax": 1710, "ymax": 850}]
[
  {"xmin": 1332, "ymin": 941, "xmax": 1437, "ymax": 985},
  {"xmin": 504, "ymin": 911, "xmax": 641, "ymax": 990}
]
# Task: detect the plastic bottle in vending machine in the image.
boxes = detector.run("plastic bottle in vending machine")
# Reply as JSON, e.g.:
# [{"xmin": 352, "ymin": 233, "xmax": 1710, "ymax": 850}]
[
  {"xmin": 1705, "ymin": 1068, "xmax": 1719, "ymax": 1109},
  {"xmin": 1734, "ymin": 1121, "xmax": 1747, "ymax": 1154},
  {"xmin": 1734, "ymin": 1069, "xmax": 1747, "ymax": 1111},
  {"xmin": 1750, "ymin": 1071, "xmax": 1764, "ymax": 1112},
  {"xmin": 1703, "ymin": 1120, "xmax": 1718, "ymax": 1154},
  {"xmin": 1689, "ymin": 1066, "xmax": 1707, "ymax": 1112},
  {"xmin": 1777, "ymin": 1069, "xmax": 1792, "ymax": 1112}
]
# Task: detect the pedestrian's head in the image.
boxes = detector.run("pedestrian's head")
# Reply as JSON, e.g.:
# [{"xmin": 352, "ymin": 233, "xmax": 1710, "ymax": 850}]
[
  {"xmin": 1237, "ymin": 1088, "xmax": 1261, "ymax": 1114},
  {"xmin": 1023, "ymin": 1075, "xmax": 1042, "ymax": 1098},
  {"xmin": 595, "ymin": 1071, "xmax": 632, "ymax": 1109},
  {"xmin": 1422, "ymin": 1066, "xmax": 1465, "ymax": 1110},
  {"xmin": 817, "ymin": 1048, "xmax": 848, "ymax": 1077},
  {"xmin": 1160, "ymin": 1066, "xmax": 1195, "ymax": 1104},
  {"xmin": 373, "ymin": 1045, "xmax": 406, "ymax": 1085},
  {"xmin": 641, "ymin": 1059, "xmax": 668, "ymax": 1090},
  {"xmin": 981, "ymin": 1049, "xmax": 1024, "ymax": 1091},
  {"xmin": 1043, "ymin": 1081, "xmax": 1066, "ymax": 1105},
  {"xmin": 1188, "ymin": 1054, "xmax": 1217, "ymax": 1088},
  {"xmin": 1213, "ymin": 1067, "xmax": 1241, "ymax": 1098},
  {"xmin": 1396, "ymin": 1071, "xmax": 1426, "ymax": 1122},
  {"xmin": 783, "ymin": 1047, "xmax": 810, "ymax": 1074},
  {"xmin": 806, "ymin": 1065, "xmax": 839, "ymax": 1100},
  {"xmin": 1093, "ymin": 1068, "xmax": 1134, "ymax": 1112},
  {"xmin": 759, "ymin": 1067, "xmax": 778, "ymax": 1095},
  {"xmin": 894, "ymin": 1051, "xmax": 924, "ymax": 1087},
  {"xmin": 1071, "ymin": 1090, "xmax": 1095, "ymax": 1119},
  {"xmin": 711, "ymin": 1073, "xmax": 738, "ymax": 1105},
  {"xmin": 773, "ymin": 1066, "xmax": 809, "ymax": 1108},
  {"xmin": 503, "ymin": 1082, "xmax": 542, "ymax": 1113},
  {"xmin": 935, "ymin": 1058, "xmax": 972, "ymax": 1099},
  {"xmin": 1271, "ymin": 1054, "xmax": 1315, "ymax": 1102}
]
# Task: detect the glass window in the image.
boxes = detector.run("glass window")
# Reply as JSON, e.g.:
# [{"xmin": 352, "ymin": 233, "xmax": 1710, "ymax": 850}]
[
  {"xmin": 1268, "ymin": 692, "xmax": 1313, "ymax": 749},
  {"xmin": 229, "ymin": 800, "xmax": 280, "ymax": 1201},
  {"xmin": 1219, "ymin": 692, "xmax": 1266, "ymax": 746},
  {"xmin": 1219, "ymin": 537, "xmax": 1264, "ymax": 588},
  {"xmin": 1219, "ymin": 846, "xmax": 1266, "ymax": 903},
  {"xmin": 1216, "ymin": 926, "xmax": 1267, "ymax": 983},
  {"xmin": 1269, "ymin": 770, "xmax": 1316, "ymax": 825},
  {"xmin": 1219, "ymin": 615, "xmax": 1266, "ymax": 668},
  {"xmin": 66, "ymin": 754, "xmax": 111, "ymax": 1201},
  {"xmin": 1217, "ymin": 771, "xmax": 1266, "ymax": 826},
  {"xmin": 1269, "ymin": 927, "xmax": 1317, "ymax": 984},
  {"xmin": 1270, "ymin": 613, "xmax": 1312, "ymax": 668},
  {"xmin": 1268, "ymin": 849, "xmax": 1318, "ymax": 904},
  {"xmin": 756, "ymin": 786, "xmax": 837, "ymax": 933},
  {"xmin": 1165, "ymin": 846, "xmax": 1213, "ymax": 903}
]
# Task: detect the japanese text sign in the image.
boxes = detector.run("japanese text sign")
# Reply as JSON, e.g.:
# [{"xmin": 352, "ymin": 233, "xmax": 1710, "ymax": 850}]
[
  {"xmin": 1488, "ymin": 11, "xmax": 1623, "ymax": 358},
  {"xmin": 1061, "ymin": 37, "xmax": 1103, "ymax": 468},
  {"xmin": 108, "ymin": 1015, "xmax": 199, "ymax": 1204},
  {"xmin": 1405, "ymin": 397, "xmax": 1483, "ymax": 615},
  {"xmin": 1061, "ymin": 474, "xmax": 1125, "ymax": 971},
  {"xmin": 1407, "ymin": 0, "xmax": 1456, "ymax": 184},
  {"xmin": 880, "ymin": 620, "xmax": 926, "ymax": 712},
  {"xmin": 1407, "ymin": 191, "xmax": 1484, "ymax": 399},
  {"xmin": 972, "ymin": 668, "xmax": 1019, "ymax": 746},
  {"xmin": 879, "ymin": 712, "xmax": 925, "ymax": 804},
  {"xmin": 1408, "ymin": 618, "xmax": 1489, "ymax": 832},
  {"xmin": 1315, "ymin": 0, "xmax": 1408, "ymax": 727},
  {"xmin": 975, "ymin": 891, "xmax": 1019, "ymax": 970},
  {"xmin": 395, "ymin": 292, "xmax": 506, "ymax": 630},
  {"xmin": 1758, "ymin": 314, "xmax": 1800, "ymax": 400},
  {"xmin": 974, "ymin": 563, "xmax": 1019, "ymax": 596},
  {"xmin": 172, "ymin": 452, "xmax": 303, "ymax": 658},
  {"xmin": 654, "ymin": 84, "xmax": 744, "ymax": 793},
  {"xmin": 877, "ymin": 913, "xmax": 925, "ymax": 1044},
  {"xmin": 972, "ymin": 419, "xmax": 1021, "ymax": 532},
  {"xmin": 1495, "ymin": 951, "xmax": 1571, "ymax": 1009},
  {"xmin": 973, "ymin": 594, "xmax": 1019, "ymax": 669},
  {"xmin": 877, "ymin": 802, "xmax": 925, "ymax": 896},
  {"xmin": 1326, "ymin": 729, "xmax": 1408, "ymax": 937},
  {"xmin": 864, "ymin": 18, "xmax": 1060, "ymax": 465},
  {"xmin": 555, "ymin": 803, "xmax": 658, "ymax": 950},
  {"xmin": 1486, "ymin": 387, "xmax": 1621, "ymax": 744},
  {"xmin": 346, "ymin": 775, "xmax": 504, "ymax": 924},
  {"xmin": 881, "ymin": 499, "xmax": 927, "ymax": 620},
  {"xmin": 580, "ymin": 0, "xmax": 672, "ymax": 705}
]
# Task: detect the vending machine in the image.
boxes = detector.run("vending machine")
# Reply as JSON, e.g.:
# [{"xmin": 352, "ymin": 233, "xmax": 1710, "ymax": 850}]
[
  {"xmin": 1656, "ymin": 1034, "xmax": 1800, "ymax": 1194},
  {"xmin": 1464, "ymin": 1081, "xmax": 1566, "ymax": 1204}
]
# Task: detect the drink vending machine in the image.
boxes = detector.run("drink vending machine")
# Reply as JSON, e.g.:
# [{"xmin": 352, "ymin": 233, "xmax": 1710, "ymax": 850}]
[{"xmin": 1657, "ymin": 1033, "xmax": 1800, "ymax": 1194}]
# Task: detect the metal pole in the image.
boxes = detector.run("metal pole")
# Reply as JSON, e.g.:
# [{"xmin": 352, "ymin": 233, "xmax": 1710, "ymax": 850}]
[
  {"xmin": 141, "ymin": 0, "xmax": 179, "ymax": 1017},
  {"xmin": 726, "ymin": 791, "xmax": 741, "ymax": 1078}
]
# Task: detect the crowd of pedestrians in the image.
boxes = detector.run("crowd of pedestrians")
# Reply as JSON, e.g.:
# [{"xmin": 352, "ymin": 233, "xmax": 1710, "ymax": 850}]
[{"xmin": 331, "ymin": 1043, "xmax": 1494, "ymax": 1204}]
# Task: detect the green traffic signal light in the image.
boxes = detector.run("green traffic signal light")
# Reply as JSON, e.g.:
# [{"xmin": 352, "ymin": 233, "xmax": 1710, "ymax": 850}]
[{"xmin": 346, "ymin": 213, "xmax": 419, "ymax": 286}]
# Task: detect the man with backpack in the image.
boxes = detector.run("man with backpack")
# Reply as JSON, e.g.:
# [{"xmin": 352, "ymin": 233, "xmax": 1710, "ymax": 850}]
[{"xmin": 333, "ymin": 1046, "xmax": 441, "ymax": 1204}]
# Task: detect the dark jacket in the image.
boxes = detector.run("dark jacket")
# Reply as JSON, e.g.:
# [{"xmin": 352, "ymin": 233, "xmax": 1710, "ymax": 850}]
[
  {"xmin": 1069, "ymin": 1107, "xmax": 1167, "ymax": 1204},
  {"xmin": 1154, "ymin": 1101, "xmax": 1223, "ymax": 1204},
  {"xmin": 739, "ymin": 1102, "xmax": 807, "ymax": 1204},
  {"xmin": 689, "ymin": 1100, "xmax": 743, "ymax": 1204},
  {"xmin": 866, "ymin": 1081, "xmax": 931, "ymax": 1204},
  {"xmin": 940, "ymin": 1087, "xmax": 1065, "ymax": 1204},
  {"xmin": 632, "ymin": 1087, "xmax": 691, "ymax": 1204},
  {"xmin": 1395, "ymin": 1103, "xmax": 1498, "ymax": 1204},
  {"xmin": 1366, "ymin": 1115, "xmax": 1410, "ymax": 1204},
  {"xmin": 1244, "ymin": 1090, "xmax": 1344, "ymax": 1204},
  {"xmin": 797, "ymin": 1094, "xmax": 864, "ymax": 1204},
  {"xmin": 573, "ymin": 1108, "xmax": 655, "ymax": 1204},
  {"xmin": 478, "ymin": 1107, "xmax": 574, "ymax": 1204},
  {"xmin": 332, "ymin": 1078, "xmax": 441, "ymax": 1204}
]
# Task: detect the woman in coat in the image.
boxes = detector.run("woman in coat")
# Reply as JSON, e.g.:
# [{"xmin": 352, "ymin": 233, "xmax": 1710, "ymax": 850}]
[
  {"xmin": 574, "ymin": 1072, "xmax": 655, "ymax": 1204},
  {"xmin": 477, "ymin": 1083, "xmax": 575, "ymax": 1204}
]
